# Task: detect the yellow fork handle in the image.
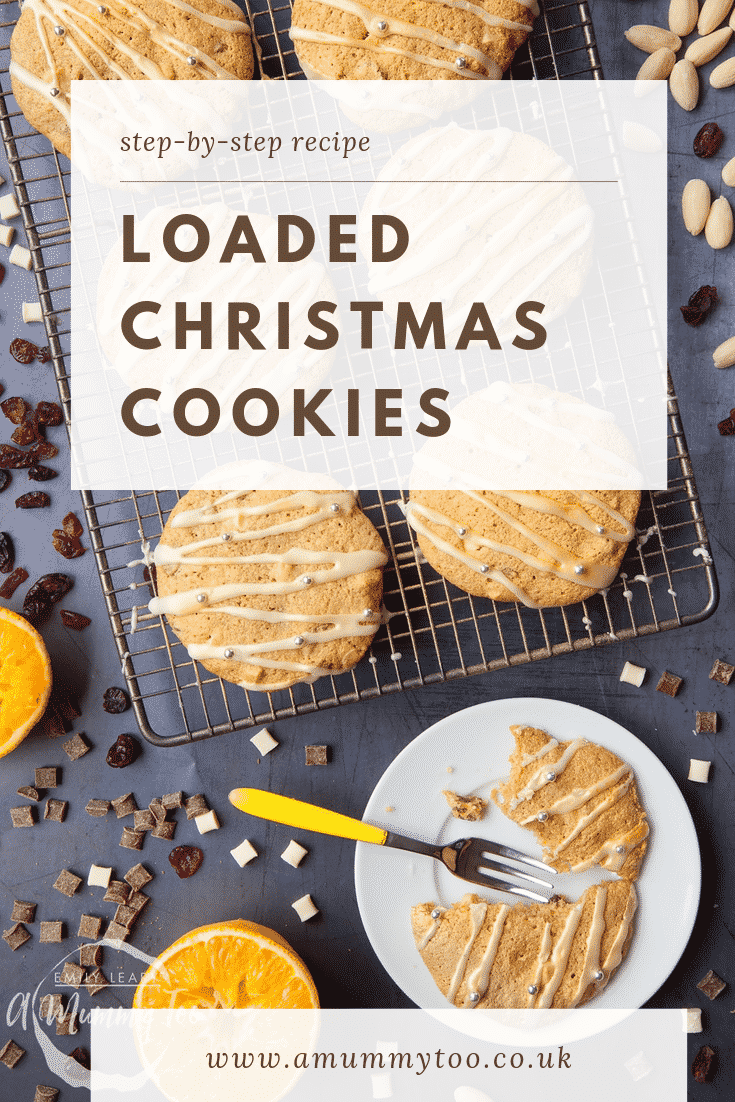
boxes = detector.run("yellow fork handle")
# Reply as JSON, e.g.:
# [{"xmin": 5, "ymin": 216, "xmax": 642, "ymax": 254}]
[{"xmin": 228, "ymin": 787, "xmax": 388, "ymax": 845}]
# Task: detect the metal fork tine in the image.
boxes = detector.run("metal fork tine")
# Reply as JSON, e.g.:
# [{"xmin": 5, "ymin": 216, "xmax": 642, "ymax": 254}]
[
  {"xmin": 478, "ymin": 839, "xmax": 554, "ymax": 873},
  {"xmin": 472, "ymin": 872, "xmax": 553, "ymax": 904},
  {"xmin": 475, "ymin": 857, "xmax": 553, "ymax": 890}
]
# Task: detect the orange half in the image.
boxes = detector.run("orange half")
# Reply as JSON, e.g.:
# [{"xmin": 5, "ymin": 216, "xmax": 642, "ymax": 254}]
[
  {"xmin": 0, "ymin": 606, "xmax": 52, "ymax": 758},
  {"xmin": 133, "ymin": 919, "xmax": 319, "ymax": 1010}
]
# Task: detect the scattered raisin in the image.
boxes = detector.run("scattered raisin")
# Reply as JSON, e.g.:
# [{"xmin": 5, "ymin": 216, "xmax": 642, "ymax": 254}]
[
  {"xmin": 69, "ymin": 1048, "xmax": 90, "ymax": 1070},
  {"xmin": 37, "ymin": 346, "xmax": 52, "ymax": 364},
  {"xmin": 60, "ymin": 609, "xmax": 91, "ymax": 631},
  {"xmin": 0, "ymin": 444, "xmax": 33, "ymax": 469},
  {"xmin": 11, "ymin": 419, "xmax": 39, "ymax": 446},
  {"xmin": 28, "ymin": 441, "xmax": 58, "ymax": 462},
  {"xmin": 16, "ymin": 492, "xmax": 50, "ymax": 508},
  {"xmin": 23, "ymin": 597, "xmax": 51, "ymax": 625},
  {"xmin": 103, "ymin": 686, "xmax": 130, "ymax": 714},
  {"xmin": 0, "ymin": 470, "xmax": 10, "ymax": 493},
  {"xmin": 0, "ymin": 396, "xmax": 32, "ymax": 424},
  {"xmin": 9, "ymin": 338, "xmax": 38, "ymax": 365},
  {"xmin": 718, "ymin": 416, "xmax": 735, "ymax": 436},
  {"xmin": 0, "ymin": 567, "xmax": 28, "ymax": 599},
  {"xmin": 681, "ymin": 285, "xmax": 718, "ymax": 327},
  {"xmin": 52, "ymin": 531, "xmax": 85, "ymax": 559},
  {"xmin": 28, "ymin": 465, "xmax": 57, "ymax": 481},
  {"xmin": 692, "ymin": 1045, "xmax": 715, "ymax": 1083},
  {"xmin": 694, "ymin": 122, "xmax": 724, "ymax": 158},
  {"xmin": 106, "ymin": 733, "xmax": 140, "ymax": 768},
  {"xmin": 0, "ymin": 532, "xmax": 15, "ymax": 574},
  {"xmin": 26, "ymin": 573, "xmax": 73, "ymax": 604},
  {"xmin": 168, "ymin": 845, "xmax": 203, "ymax": 879},
  {"xmin": 62, "ymin": 512, "xmax": 83, "ymax": 539},
  {"xmin": 36, "ymin": 401, "xmax": 63, "ymax": 427}
]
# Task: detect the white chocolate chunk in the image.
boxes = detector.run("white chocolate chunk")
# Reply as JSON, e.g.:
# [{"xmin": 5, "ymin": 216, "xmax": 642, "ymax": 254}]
[
  {"xmin": 292, "ymin": 893, "xmax": 319, "ymax": 921},
  {"xmin": 0, "ymin": 222, "xmax": 14, "ymax": 247},
  {"xmin": 684, "ymin": 1008, "xmax": 703, "ymax": 1033},
  {"xmin": 620, "ymin": 661, "xmax": 647, "ymax": 687},
  {"xmin": 230, "ymin": 838, "xmax": 258, "ymax": 866},
  {"xmin": 250, "ymin": 728, "xmax": 279, "ymax": 755},
  {"xmin": 624, "ymin": 1051, "xmax": 653, "ymax": 1081},
  {"xmin": 22, "ymin": 301, "xmax": 43, "ymax": 324},
  {"xmin": 0, "ymin": 193, "xmax": 20, "ymax": 219},
  {"xmin": 281, "ymin": 840, "xmax": 308, "ymax": 868},
  {"xmin": 88, "ymin": 864, "xmax": 112, "ymax": 888},
  {"xmin": 688, "ymin": 759, "xmax": 712, "ymax": 783},
  {"xmin": 371, "ymin": 1074, "xmax": 393, "ymax": 1099},
  {"xmin": 9, "ymin": 244, "xmax": 31, "ymax": 270},
  {"xmin": 195, "ymin": 809, "xmax": 220, "ymax": 834}
]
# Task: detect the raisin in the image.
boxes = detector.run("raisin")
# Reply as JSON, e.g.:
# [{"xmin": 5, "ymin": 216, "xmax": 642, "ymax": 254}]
[
  {"xmin": 168, "ymin": 845, "xmax": 203, "ymax": 879},
  {"xmin": 16, "ymin": 492, "xmax": 50, "ymax": 508},
  {"xmin": 0, "ymin": 444, "xmax": 33, "ymax": 469},
  {"xmin": 37, "ymin": 346, "xmax": 52, "ymax": 365},
  {"xmin": 0, "ymin": 567, "xmax": 28, "ymax": 599},
  {"xmin": 36, "ymin": 401, "xmax": 63, "ymax": 427},
  {"xmin": 26, "ymin": 573, "xmax": 73, "ymax": 604},
  {"xmin": 0, "ymin": 396, "xmax": 32, "ymax": 424},
  {"xmin": 23, "ymin": 596, "xmax": 52, "ymax": 625},
  {"xmin": 103, "ymin": 686, "xmax": 130, "ymax": 714},
  {"xmin": 718, "ymin": 417, "xmax": 735, "ymax": 436},
  {"xmin": 59, "ymin": 609, "xmax": 91, "ymax": 630},
  {"xmin": 28, "ymin": 441, "xmax": 58, "ymax": 462},
  {"xmin": 11, "ymin": 419, "xmax": 39, "ymax": 446},
  {"xmin": 28, "ymin": 465, "xmax": 57, "ymax": 481},
  {"xmin": 0, "ymin": 470, "xmax": 10, "ymax": 493},
  {"xmin": 69, "ymin": 1048, "xmax": 90, "ymax": 1071},
  {"xmin": 692, "ymin": 1045, "xmax": 715, "ymax": 1083},
  {"xmin": 9, "ymin": 338, "xmax": 38, "ymax": 364},
  {"xmin": 106, "ymin": 733, "xmax": 140, "ymax": 768},
  {"xmin": 694, "ymin": 122, "xmax": 725, "ymax": 158},
  {"xmin": 62, "ymin": 512, "xmax": 83, "ymax": 539},
  {"xmin": 0, "ymin": 532, "xmax": 15, "ymax": 574},
  {"xmin": 681, "ymin": 285, "xmax": 718, "ymax": 327},
  {"xmin": 52, "ymin": 531, "xmax": 85, "ymax": 559}
]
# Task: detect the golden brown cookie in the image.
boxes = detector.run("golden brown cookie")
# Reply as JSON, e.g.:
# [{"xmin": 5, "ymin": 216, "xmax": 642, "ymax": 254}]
[
  {"xmin": 412, "ymin": 880, "xmax": 637, "ymax": 1009},
  {"xmin": 10, "ymin": 0, "xmax": 254, "ymax": 160},
  {"xmin": 149, "ymin": 462, "xmax": 388, "ymax": 692},
  {"xmin": 290, "ymin": 0, "xmax": 537, "ymax": 81},
  {"xmin": 492, "ymin": 726, "xmax": 649, "ymax": 881}
]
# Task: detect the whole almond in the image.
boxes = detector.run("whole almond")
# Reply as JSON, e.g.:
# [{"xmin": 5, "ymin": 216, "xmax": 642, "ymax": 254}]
[
  {"xmin": 670, "ymin": 60, "xmax": 700, "ymax": 109},
  {"xmin": 685, "ymin": 26, "xmax": 733, "ymax": 65},
  {"xmin": 636, "ymin": 47, "xmax": 677, "ymax": 82},
  {"xmin": 713, "ymin": 336, "xmax": 735, "ymax": 368},
  {"xmin": 710, "ymin": 56, "xmax": 735, "ymax": 86},
  {"xmin": 723, "ymin": 157, "xmax": 735, "ymax": 186},
  {"xmin": 682, "ymin": 179, "xmax": 711, "ymax": 234},
  {"xmin": 705, "ymin": 196, "xmax": 734, "ymax": 248},
  {"xmin": 625, "ymin": 25, "xmax": 683, "ymax": 53},
  {"xmin": 670, "ymin": 0, "xmax": 699, "ymax": 36},
  {"xmin": 699, "ymin": 0, "xmax": 734, "ymax": 36}
]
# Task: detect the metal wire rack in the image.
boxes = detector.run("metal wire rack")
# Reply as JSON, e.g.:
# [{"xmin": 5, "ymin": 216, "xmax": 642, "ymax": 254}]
[{"xmin": 0, "ymin": 1, "xmax": 718, "ymax": 746}]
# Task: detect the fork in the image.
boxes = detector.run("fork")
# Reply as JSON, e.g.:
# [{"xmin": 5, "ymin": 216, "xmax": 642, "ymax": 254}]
[{"xmin": 228, "ymin": 788, "xmax": 555, "ymax": 903}]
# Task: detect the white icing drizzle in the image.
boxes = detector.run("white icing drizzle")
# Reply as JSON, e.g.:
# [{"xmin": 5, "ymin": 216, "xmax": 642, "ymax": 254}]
[
  {"xmin": 289, "ymin": 27, "xmax": 493, "ymax": 79},
  {"xmin": 519, "ymin": 763, "xmax": 631, "ymax": 822},
  {"xmin": 534, "ymin": 901, "xmax": 584, "ymax": 1010},
  {"xmin": 519, "ymin": 735, "xmax": 560, "ymax": 768},
  {"xmin": 149, "ymin": 488, "xmax": 388, "ymax": 684},
  {"xmin": 602, "ymin": 885, "xmax": 637, "ymax": 975},
  {"xmin": 447, "ymin": 899, "xmax": 487, "ymax": 1003},
  {"xmin": 569, "ymin": 820, "xmax": 649, "ymax": 875},
  {"xmin": 509, "ymin": 739, "xmax": 588, "ymax": 809},
  {"xmin": 10, "ymin": 0, "xmax": 250, "ymax": 128},
  {"xmin": 568, "ymin": 885, "xmax": 607, "ymax": 1008},
  {"xmin": 550, "ymin": 774, "xmax": 633, "ymax": 858},
  {"xmin": 417, "ymin": 906, "xmax": 446, "ymax": 951},
  {"xmin": 463, "ymin": 903, "xmax": 509, "ymax": 1008},
  {"xmin": 525, "ymin": 921, "xmax": 552, "ymax": 1008}
]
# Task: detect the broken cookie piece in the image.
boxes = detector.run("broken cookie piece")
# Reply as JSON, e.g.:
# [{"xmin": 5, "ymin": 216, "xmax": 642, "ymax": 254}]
[{"xmin": 442, "ymin": 790, "xmax": 487, "ymax": 822}]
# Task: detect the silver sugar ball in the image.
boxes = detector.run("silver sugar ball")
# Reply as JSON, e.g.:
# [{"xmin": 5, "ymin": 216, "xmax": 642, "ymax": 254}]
[
  {"xmin": 528, "ymin": 984, "xmax": 538, "ymax": 995},
  {"xmin": 98, "ymin": 4, "xmax": 107, "ymax": 11},
  {"xmin": 293, "ymin": 636, "xmax": 305, "ymax": 646},
  {"xmin": 300, "ymin": 575, "xmax": 313, "ymax": 586},
  {"xmin": 431, "ymin": 908, "xmax": 441, "ymax": 919},
  {"xmin": 50, "ymin": 87, "xmax": 60, "ymax": 97},
  {"xmin": 469, "ymin": 992, "xmax": 480, "ymax": 1003},
  {"xmin": 362, "ymin": 609, "xmax": 373, "ymax": 618},
  {"xmin": 593, "ymin": 970, "xmax": 604, "ymax": 981},
  {"xmin": 596, "ymin": 525, "xmax": 605, "ymax": 534},
  {"xmin": 224, "ymin": 649, "xmax": 235, "ymax": 659},
  {"xmin": 54, "ymin": 24, "xmax": 65, "ymax": 34},
  {"xmin": 196, "ymin": 593, "xmax": 207, "ymax": 604},
  {"xmin": 545, "ymin": 771, "xmax": 556, "ymax": 782},
  {"xmin": 615, "ymin": 845, "xmax": 625, "ymax": 854},
  {"xmin": 455, "ymin": 56, "xmax": 467, "ymax": 69},
  {"xmin": 222, "ymin": 532, "xmax": 232, "ymax": 541},
  {"xmin": 574, "ymin": 564, "xmax": 585, "ymax": 575},
  {"xmin": 377, "ymin": 19, "xmax": 387, "ymax": 30},
  {"xmin": 537, "ymin": 811, "xmax": 548, "ymax": 822},
  {"xmin": 187, "ymin": 56, "xmax": 197, "ymax": 65},
  {"xmin": 329, "ymin": 503, "xmax": 341, "ymax": 512},
  {"xmin": 457, "ymin": 526, "xmax": 467, "ymax": 536},
  {"xmin": 480, "ymin": 564, "xmax": 489, "ymax": 574}
]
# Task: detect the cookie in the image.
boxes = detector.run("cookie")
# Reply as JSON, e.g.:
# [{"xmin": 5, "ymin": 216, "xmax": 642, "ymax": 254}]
[
  {"xmin": 290, "ymin": 0, "xmax": 538, "ymax": 81},
  {"xmin": 412, "ymin": 879, "xmax": 637, "ymax": 1009},
  {"xmin": 10, "ymin": 0, "xmax": 254, "ymax": 161},
  {"xmin": 492, "ymin": 726, "xmax": 649, "ymax": 881},
  {"xmin": 406, "ymin": 385, "xmax": 642, "ymax": 608},
  {"xmin": 148, "ymin": 462, "xmax": 389, "ymax": 692},
  {"xmin": 358, "ymin": 126, "xmax": 594, "ymax": 345}
]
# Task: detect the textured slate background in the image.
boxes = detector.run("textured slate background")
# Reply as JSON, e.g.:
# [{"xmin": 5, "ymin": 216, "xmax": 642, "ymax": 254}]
[{"xmin": 1, "ymin": 1, "xmax": 733, "ymax": 1098}]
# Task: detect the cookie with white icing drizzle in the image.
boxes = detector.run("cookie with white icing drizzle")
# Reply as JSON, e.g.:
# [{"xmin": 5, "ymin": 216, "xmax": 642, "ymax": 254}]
[
  {"xmin": 148, "ymin": 461, "xmax": 389, "ymax": 692},
  {"xmin": 10, "ymin": 0, "xmax": 254, "ymax": 161},
  {"xmin": 411, "ymin": 879, "xmax": 637, "ymax": 1009},
  {"xmin": 492, "ymin": 725, "xmax": 649, "ymax": 881},
  {"xmin": 407, "ymin": 384, "xmax": 642, "ymax": 609},
  {"xmin": 290, "ymin": 0, "xmax": 538, "ymax": 81}
]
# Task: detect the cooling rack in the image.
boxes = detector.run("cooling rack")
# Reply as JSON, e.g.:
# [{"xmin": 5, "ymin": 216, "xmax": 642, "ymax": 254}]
[{"xmin": 0, "ymin": 1, "xmax": 719, "ymax": 746}]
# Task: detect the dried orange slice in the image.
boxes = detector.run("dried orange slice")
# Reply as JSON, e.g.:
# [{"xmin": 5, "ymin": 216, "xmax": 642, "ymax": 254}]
[
  {"xmin": 0, "ymin": 606, "xmax": 52, "ymax": 758},
  {"xmin": 133, "ymin": 919, "xmax": 319, "ymax": 1010}
]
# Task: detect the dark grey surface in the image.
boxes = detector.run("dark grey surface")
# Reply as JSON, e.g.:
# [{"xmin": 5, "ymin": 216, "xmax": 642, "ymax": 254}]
[{"xmin": 1, "ymin": 1, "xmax": 733, "ymax": 1098}]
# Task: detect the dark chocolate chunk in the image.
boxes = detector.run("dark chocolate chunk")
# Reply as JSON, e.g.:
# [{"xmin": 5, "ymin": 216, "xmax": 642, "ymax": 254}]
[
  {"xmin": 39, "ymin": 921, "xmax": 64, "ymax": 943},
  {"xmin": 0, "ymin": 1039, "xmax": 25, "ymax": 1068},
  {"xmin": 305, "ymin": 744, "xmax": 329, "ymax": 765},
  {"xmin": 39, "ymin": 994, "xmax": 63, "ymax": 1022},
  {"xmin": 17, "ymin": 786, "xmax": 40, "ymax": 802},
  {"xmin": 44, "ymin": 799, "xmax": 68, "ymax": 823},
  {"xmin": 124, "ymin": 863, "xmax": 153, "ymax": 891},
  {"xmin": 34, "ymin": 1085, "xmax": 60, "ymax": 1102},
  {"xmin": 133, "ymin": 809, "xmax": 156, "ymax": 832},
  {"xmin": 79, "ymin": 944, "xmax": 103, "ymax": 969},
  {"xmin": 162, "ymin": 791, "xmax": 183, "ymax": 810},
  {"xmin": 77, "ymin": 914, "xmax": 104, "ymax": 939},
  {"xmin": 35, "ymin": 766, "xmax": 59, "ymax": 788},
  {"xmin": 63, "ymin": 733, "xmax": 91, "ymax": 760},
  {"xmin": 681, "ymin": 285, "xmax": 718, "ymax": 327},
  {"xmin": 709, "ymin": 658, "xmax": 734, "ymax": 685},
  {"xmin": 692, "ymin": 1045, "xmax": 715, "ymax": 1083},
  {"xmin": 85, "ymin": 967, "xmax": 109, "ymax": 997},
  {"xmin": 53, "ymin": 869, "xmax": 83, "ymax": 897},
  {"xmin": 11, "ymin": 901, "xmax": 36, "ymax": 923},
  {"xmin": 655, "ymin": 671, "xmax": 682, "ymax": 697},
  {"xmin": 86, "ymin": 798, "xmax": 111, "ymax": 817},
  {"xmin": 59, "ymin": 961, "xmax": 85, "ymax": 988},
  {"xmin": 68, "ymin": 1047, "xmax": 91, "ymax": 1070},
  {"xmin": 10, "ymin": 806, "xmax": 35, "ymax": 827},
  {"xmin": 103, "ymin": 881, "xmax": 130, "ymax": 905},
  {"xmin": 111, "ymin": 792, "xmax": 138, "ymax": 818},
  {"xmin": 3, "ymin": 924, "xmax": 30, "ymax": 951},
  {"xmin": 184, "ymin": 793, "xmax": 208, "ymax": 820},
  {"xmin": 104, "ymin": 920, "xmax": 130, "ymax": 942},
  {"xmin": 697, "ymin": 969, "xmax": 726, "ymax": 1000},
  {"xmin": 168, "ymin": 845, "xmax": 203, "ymax": 879},
  {"xmin": 695, "ymin": 711, "xmax": 718, "ymax": 734},
  {"xmin": 120, "ymin": 827, "xmax": 144, "ymax": 851},
  {"xmin": 151, "ymin": 819, "xmax": 176, "ymax": 840}
]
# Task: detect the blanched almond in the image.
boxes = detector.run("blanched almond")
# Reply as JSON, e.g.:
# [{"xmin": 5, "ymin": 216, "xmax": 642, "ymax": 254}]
[
  {"xmin": 705, "ymin": 196, "xmax": 734, "ymax": 248},
  {"xmin": 670, "ymin": 0, "xmax": 699, "ymax": 36},
  {"xmin": 636, "ymin": 47, "xmax": 677, "ymax": 82},
  {"xmin": 670, "ymin": 60, "xmax": 700, "ymax": 109},
  {"xmin": 722, "ymin": 157, "xmax": 735, "ymax": 186},
  {"xmin": 682, "ymin": 179, "xmax": 711, "ymax": 234},
  {"xmin": 699, "ymin": 0, "xmax": 734, "ymax": 36},
  {"xmin": 685, "ymin": 26, "xmax": 733, "ymax": 65},
  {"xmin": 625, "ymin": 25, "xmax": 683, "ymax": 53},
  {"xmin": 713, "ymin": 336, "xmax": 735, "ymax": 368},
  {"xmin": 710, "ymin": 56, "xmax": 735, "ymax": 86}
]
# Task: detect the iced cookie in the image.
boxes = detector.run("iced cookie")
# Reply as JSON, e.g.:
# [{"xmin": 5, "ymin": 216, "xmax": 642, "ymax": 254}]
[
  {"xmin": 412, "ymin": 879, "xmax": 637, "ymax": 1009},
  {"xmin": 290, "ymin": 0, "xmax": 538, "ymax": 81},
  {"xmin": 148, "ymin": 462, "xmax": 389, "ymax": 692},
  {"xmin": 9, "ymin": 0, "xmax": 254, "ymax": 161}
]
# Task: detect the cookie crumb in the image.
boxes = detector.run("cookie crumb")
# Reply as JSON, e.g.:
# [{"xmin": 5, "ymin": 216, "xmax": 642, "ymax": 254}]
[{"xmin": 443, "ymin": 790, "xmax": 487, "ymax": 822}]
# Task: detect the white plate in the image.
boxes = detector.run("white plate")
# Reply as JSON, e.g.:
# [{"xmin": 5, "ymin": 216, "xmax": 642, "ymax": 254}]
[{"xmin": 355, "ymin": 697, "xmax": 701, "ymax": 1016}]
